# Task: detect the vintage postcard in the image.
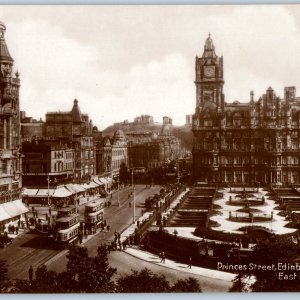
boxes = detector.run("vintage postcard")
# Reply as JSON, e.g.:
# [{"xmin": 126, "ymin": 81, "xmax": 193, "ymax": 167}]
[{"xmin": 0, "ymin": 4, "xmax": 299, "ymax": 294}]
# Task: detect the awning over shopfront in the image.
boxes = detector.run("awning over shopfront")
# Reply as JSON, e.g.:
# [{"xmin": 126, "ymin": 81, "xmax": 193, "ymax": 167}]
[
  {"xmin": 14, "ymin": 200, "xmax": 29, "ymax": 214},
  {"xmin": 64, "ymin": 184, "xmax": 76, "ymax": 194},
  {"xmin": 82, "ymin": 182, "xmax": 98, "ymax": 190},
  {"xmin": 0, "ymin": 206, "xmax": 11, "ymax": 222},
  {"xmin": 35, "ymin": 189, "xmax": 55, "ymax": 197},
  {"xmin": 99, "ymin": 178, "xmax": 108, "ymax": 184},
  {"xmin": 93, "ymin": 178, "xmax": 104, "ymax": 186},
  {"xmin": 23, "ymin": 188, "xmax": 39, "ymax": 196},
  {"xmin": 52, "ymin": 186, "xmax": 73, "ymax": 198},
  {"xmin": 1, "ymin": 199, "xmax": 29, "ymax": 220},
  {"xmin": 65, "ymin": 183, "xmax": 86, "ymax": 194}
]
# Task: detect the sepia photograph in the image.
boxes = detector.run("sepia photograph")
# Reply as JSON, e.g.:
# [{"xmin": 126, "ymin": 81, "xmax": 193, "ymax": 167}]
[{"xmin": 0, "ymin": 4, "xmax": 300, "ymax": 294}]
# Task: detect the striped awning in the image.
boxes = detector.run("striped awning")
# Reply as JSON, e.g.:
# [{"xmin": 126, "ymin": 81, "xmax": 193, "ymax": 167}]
[{"xmin": 52, "ymin": 186, "xmax": 73, "ymax": 198}]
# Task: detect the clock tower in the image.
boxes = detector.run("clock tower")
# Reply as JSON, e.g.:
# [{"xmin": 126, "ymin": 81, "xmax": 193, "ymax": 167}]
[{"xmin": 195, "ymin": 34, "xmax": 224, "ymax": 111}]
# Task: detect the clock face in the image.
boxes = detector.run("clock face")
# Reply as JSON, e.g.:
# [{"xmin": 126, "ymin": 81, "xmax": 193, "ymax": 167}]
[{"xmin": 204, "ymin": 66, "xmax": 215, "ymax": 78}]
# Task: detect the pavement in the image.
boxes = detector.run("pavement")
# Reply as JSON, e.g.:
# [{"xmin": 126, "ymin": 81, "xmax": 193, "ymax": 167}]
[
  {"xmin": 124, "ymin": 246, "xmax": 236, "ymax": 282},
  {"xmin": 115, "ymin": 188, "xmax": 236, "ymax": 285}
]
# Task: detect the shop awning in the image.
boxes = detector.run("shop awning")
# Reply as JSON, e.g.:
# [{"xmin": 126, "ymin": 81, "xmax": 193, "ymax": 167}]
[
  {"xmin": 71, "ymin": 184, "xmax": 86, "ymax": 193},
  {"xmin": 82, "ymin": 182, "xmax": 98, "ymax": 189},
  {"xmin": 99, "ymin": 178, "xmax": 108, "ymax": 184},
  {"xmin": 36, "ymin": 189, "xmax": 55, "ymax": 197},
  {"xmin": 64, "ymin": 184, "xmax": 77, "ymax": 194},
  {"xmin": 1, "ymin": 199, "xmax": 29, "ymax": 219},
  {"xmin": 53, "ymin": 186, "xmax": 73, "ymax": 198},
  {"xmin": 13, "ymin": 200, "xmax": 29, "ymax": 214},
  {"xmin": 0, "ymin": 206, "xmax": 11, "ymax": 222},
  {"xmin": 22, "ymin": 188, "xmax": 39, "ymax": 196},
  {"xmin": 93, "ymin": 178, "xmax": 104, "ymax": 186}
]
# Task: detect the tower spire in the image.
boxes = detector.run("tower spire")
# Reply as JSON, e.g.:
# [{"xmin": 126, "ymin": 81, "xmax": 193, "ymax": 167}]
[
  {"xmin": 0, "ymin": 22, "xmax": 13, "ymax": 63},
  {"xmin": 203, "ymin": 33, "xmax": 216, "ymax": 58}
]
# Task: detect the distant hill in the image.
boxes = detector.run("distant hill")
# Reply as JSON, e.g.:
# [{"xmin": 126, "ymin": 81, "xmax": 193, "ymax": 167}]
[{"xmin": 102, "ymin": 123, "xmax": 193, "ymax": 151}]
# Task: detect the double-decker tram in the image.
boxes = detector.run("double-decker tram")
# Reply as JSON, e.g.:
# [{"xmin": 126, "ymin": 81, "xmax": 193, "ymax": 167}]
[
  {"xmin": 84, "ymin": 199, "xmax": 105, "ymax": 234},
  {"xmin": 54, "ymin": 205, "xmax": 80, "ymax": 247}
]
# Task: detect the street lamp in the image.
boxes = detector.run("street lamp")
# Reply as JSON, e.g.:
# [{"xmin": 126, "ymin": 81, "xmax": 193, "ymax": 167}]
[
  {"xmin": 117, "ymin": 177, "xmax": 120, "ymax": 207},
  {"xmin": 47, "ymin": 175, "xmax": 52, "ymax": 207},
  {"xmin": 131, "ymin": 168, "xmax": 135, "ymax": 224}
]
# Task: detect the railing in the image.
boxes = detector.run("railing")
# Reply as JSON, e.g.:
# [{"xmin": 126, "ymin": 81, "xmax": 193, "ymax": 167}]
[{"xmin": 132, "ymin": 185, "xmax": 186, "ymax": 242}]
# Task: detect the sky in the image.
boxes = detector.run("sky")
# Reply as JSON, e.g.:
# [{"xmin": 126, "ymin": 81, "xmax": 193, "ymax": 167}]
[{"xmin": 0, "ymin": 5, "xmax": 300, "ymax": 130}]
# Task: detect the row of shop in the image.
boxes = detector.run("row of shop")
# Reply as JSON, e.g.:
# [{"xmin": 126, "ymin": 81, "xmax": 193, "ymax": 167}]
[{"xmin": 22, "ymin": 177, "xmax": 113, "ymax": 207}]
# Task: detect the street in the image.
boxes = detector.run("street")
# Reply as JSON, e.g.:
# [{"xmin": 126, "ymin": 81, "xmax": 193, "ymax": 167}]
[
  {"xmin": 1, "ymin": 184, "xmax": 161, "ymax": 280},
  {"xmin": 1, "ymin": 184, "xmax": 232, "ymax": 292},
  {"xmin": 108, "ymin": 251, "xmax": 231, "ymax": 292}
]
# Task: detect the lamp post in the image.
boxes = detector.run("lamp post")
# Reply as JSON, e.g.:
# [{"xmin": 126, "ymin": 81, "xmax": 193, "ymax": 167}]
[
  {"xmin": 131, "ymin": 168, "xmax": 135, "ymax": 224},
  {"xmin": 177, "ymin": 157, "xmax": 180, "ymax": 184},
  {"xmin": 117, "ymin": 177, "xmax": 120, "ymax": 207},
  {"xmin": 47, "ymin": 175, "xmax": 51, "ymax": 207}
]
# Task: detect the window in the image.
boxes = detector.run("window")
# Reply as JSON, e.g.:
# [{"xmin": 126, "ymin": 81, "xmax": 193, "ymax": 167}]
[
  {"xmin": 233, "ymin": 119, "xmax": 241, "ymax": 127},
  {"xmin": 204, "ymin": 120, "xmax": 212, "ymax": 127}
]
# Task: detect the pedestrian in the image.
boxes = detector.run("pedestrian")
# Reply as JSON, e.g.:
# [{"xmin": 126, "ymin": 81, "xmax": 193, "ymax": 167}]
[
  {"xmin": 101, "ymin": 223, "xmax": 105, "ymax": 232},
  {"xmin": 117, "ymin": 232, "xmax": 121, "ymax": 240},
  {"xmin": 160, "ymin": 251, "xmax": 165, "ymax": 263},
  {"xmin": 16, "ymin": 226, "xmax": 19, "ymax": 235},
  {"xmin": 118, "ymin": 240, "xmax": 122, "ymax": 251},
  {"xmin": 122, "ymin": 240, "xmax": 126, "ymax": 250},
  {"xmin": 187, "ymin": 257, "xmax": 192, "ymax": 269},
  {"xmin": 28, "ymin": 265, "xmax": 33, "ymax": 283}
]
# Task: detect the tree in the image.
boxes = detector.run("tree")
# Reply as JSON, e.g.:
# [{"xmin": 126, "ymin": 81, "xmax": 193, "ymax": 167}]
[
  {"xmin": 64, "ymin": 244, "xmax": 117, "ymax": 293},
  {"xmin": 117, "ymin": 268, "xmax": 170, "ymax": 292},
  {"xmin": 34, "ymin": 264, "xmax": 59, "ymax": 293},
  {"xmin": 230, "ymin": 239, "xmax": 300, "ymax": 292},
  {"xmin": 171, "ymin": 277, "xmax": 202, "ymax": 292},
  {"xmin": 0, "ymin": 259, "xmax": 10, "ymax": 292}
]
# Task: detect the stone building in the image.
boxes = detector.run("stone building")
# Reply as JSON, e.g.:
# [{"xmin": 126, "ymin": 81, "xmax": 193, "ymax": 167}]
[
  {"xmin": 127, "ymin": 118, "xmax": 181, "ymax": 170},
  {"xmin": 111, "ymin": 129, "xmax": 128, "ymax": 178},
  {"xmin": 134, "ymin": 115, "xmax": 154, "ymax": 125},
  {"xmin": 95, "ymin": 136, "xmax": 112, "ymax": 177},
  {"xmin": 192, "ymin": 34, "xmax": 300, "ymax": 186},
  {"xmin": 20, "ymin": 111, "xmax": 45, "ymax": 141},
  {"xmin": 22, "ymin": 139, "xmax": 75, "ymax": 187},
  {"xmin": 0, "ymin": 22, "xmax": 27, "ymax": 229},
  {"xmin": 45, "ymin": 99, "xmax": 95, "ymax": 181}
]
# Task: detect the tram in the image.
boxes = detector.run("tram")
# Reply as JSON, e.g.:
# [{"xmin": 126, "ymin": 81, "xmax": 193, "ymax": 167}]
[
  {"xmin": 84, "ymin": 199, "xmax": 105, "ymax": 234},
  {"xmin": 54, "ymin": 205, "xmax": 80, "ymax": 247}
]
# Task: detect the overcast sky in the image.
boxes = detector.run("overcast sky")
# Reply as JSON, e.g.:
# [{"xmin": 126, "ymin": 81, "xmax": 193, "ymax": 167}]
[{"xmin": 0, "ymin": 5, "xmax": 300, "ymax": 130}]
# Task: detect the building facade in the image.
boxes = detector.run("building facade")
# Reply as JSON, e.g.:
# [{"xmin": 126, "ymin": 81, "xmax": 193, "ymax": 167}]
[
  {"xmin": 193, "ymin": 34, "xmax": 300, "ymax": 186},
  {"xmin": 0, "ymin": 22, "xmax": 27, "ymax": 229},
  {"xmin": 20, "ymin": 111, "xmax": 45, "ymax": 142},
  {"xmin": 111, "ymin": 129, "xmax": 128, "ymax": 177},
  {"xmin": 127, "ymin": 118, "xmax": 181, "ymax": 170},
  {"xmin": 95, "ymin": 136, "xmax": 112, "ymax": 177},
  {"xmin": 45, "ymin": 99, "xmax": 95, "ymax": 181},
  {"xmin": 22, "ymin": 139, "xmax": 75, "ymax": 187}
]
